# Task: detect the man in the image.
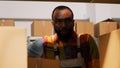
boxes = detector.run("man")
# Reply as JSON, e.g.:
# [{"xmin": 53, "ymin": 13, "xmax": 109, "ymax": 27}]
[{"xmin": 28, "ymin": 5, "xmax": 99, "ymax": 68}]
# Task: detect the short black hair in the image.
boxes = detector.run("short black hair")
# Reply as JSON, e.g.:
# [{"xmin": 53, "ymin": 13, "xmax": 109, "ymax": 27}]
[{"xmin": 52, "ymin": 5, "xmax": 74, "ymax": 20}]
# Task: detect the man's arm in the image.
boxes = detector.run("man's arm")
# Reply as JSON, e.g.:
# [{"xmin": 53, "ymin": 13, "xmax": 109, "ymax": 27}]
[
  {"xmin": 80, "ymin": 34, "xmax": 100, "ymax": 68},
  {"xmin": 88, "ymin": 35, "xmax": 100, "ymax": 68}
]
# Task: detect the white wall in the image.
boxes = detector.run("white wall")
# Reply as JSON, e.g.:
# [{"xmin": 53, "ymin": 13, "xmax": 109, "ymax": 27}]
[
  {"xmin": 0, "ymin": 1, "xmax": 89, "ymax": 36},
  {"xmin": 94, "ymin": 3, "xmax": 112, "ymax": 23},
  {"xmin": 0, "ymin": 1, "xmax": 88, "ymax": 20},
  {"xmin": 87, "ymin": 3, "xmax": 96, "ymax": 22},
  {"xmin": 111, "ymin": 4, "xmax": 120, "ymax": 18},
  {"xmin": 0, "ymin": 1, "xmax": 120, "ymax": 22},
  {"xmin": 93, "ymin": 3, "xmax": 120, "ymax": 23}
]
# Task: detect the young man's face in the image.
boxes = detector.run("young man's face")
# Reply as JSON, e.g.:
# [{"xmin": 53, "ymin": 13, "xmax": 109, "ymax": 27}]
[{"xmin": 52, "ymin": 9, "xmax": 74, "ymax": 41}]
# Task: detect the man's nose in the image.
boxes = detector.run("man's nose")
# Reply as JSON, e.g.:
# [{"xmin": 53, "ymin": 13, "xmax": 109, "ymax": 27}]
[{"xmin": 61, "ymin": 21, "xmax": 66, "ymax": 27}]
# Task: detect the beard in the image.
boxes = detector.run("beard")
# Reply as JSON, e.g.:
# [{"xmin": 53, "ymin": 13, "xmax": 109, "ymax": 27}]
[{"xmin": 54, "ymin": 28, "xmax": 74, "ymax": 42}]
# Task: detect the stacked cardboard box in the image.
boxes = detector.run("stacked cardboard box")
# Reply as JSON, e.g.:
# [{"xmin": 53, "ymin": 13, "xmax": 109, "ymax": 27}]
[
  {"xmin": 94, "ymin": 22, "xmax": 117, "ymax": 37},
  {"xmin": 28, "ymin": 57, "xmax": 38, "ymax": 68},
  {"xmin": 0, "ymin": 19, "xmax": 15, "ymax": 26},
  {"xmin": 117, "ymin": 22, "xmax": 120, "ymax": 29},
  {"xmin": 0, "ymin": 27, "xmax": 27, "ymax": 68},
  {"xmin": 38, "ymin": 58, "xmax": 60, "ymax": 68},
  {"xmin": 31, "ymin": 20, "xmax": 53, "ymax": 36},
  {"xmin": 28, "ymin": 57, "xmax": 60, "ymax": 68},
  {"xmin": 99, "ymin": 29, "xmax": 120, "ymax": 68},
  {"xmin": 76, "ymin": 21, "xmax": 94, "ymax": 37}
]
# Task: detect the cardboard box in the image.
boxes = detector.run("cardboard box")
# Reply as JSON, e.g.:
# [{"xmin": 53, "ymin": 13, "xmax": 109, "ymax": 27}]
[
  {"xmin": 95, "ymin": 22, "xmax": 117, "ymax": 37},
  {"xmin": 76, "ymin": 21, "xmax": 94, "ymax": 37},
  {"xmin": 38, "ymin": 58, "xmax": 60, "ymax": 68},
  {"xmin": 99, "ymin": 29, "xmax": 120, "ymax": 68},
  {"xmin": 0, "ymin": 20, "xmax": 2, "ymax": 26},
  {"xmin": 28, "ymin": 57, "xmax": 60, "ymax": 68},
  {"xmin": 0, "ymin": 27, "xmax": 27, "ymax": 68},
  {"xmin": 31, "ymin": 20, "xmax": 53, "ymax": 36},
  {"xmin": 117, "ymin": 22, "xmax": 120, "ymax": 29},
  {"xmin": 28, "ymin": 57, "xmax": 38, "ymax": 68},
  {"xmin": 0, "ymin": 19, "xmax": 15, "ymax": 26}
]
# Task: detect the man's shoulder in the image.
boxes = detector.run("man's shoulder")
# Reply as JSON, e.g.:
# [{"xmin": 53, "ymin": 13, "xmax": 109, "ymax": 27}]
[{"xmin": 79, "ymin": 34, "xmax": 93, "ymax": 43}]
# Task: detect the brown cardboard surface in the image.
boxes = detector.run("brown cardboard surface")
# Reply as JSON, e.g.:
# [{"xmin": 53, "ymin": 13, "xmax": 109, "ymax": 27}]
[
  {"xmin": 95, "ymin": 22, "xmax": 117, "ymax": 37},
  {"xmin": 95, "ymin": 22, "xmax": 108, "ymax": 37},
  {"xmin": 109, "ymin": 22, "xmax": 117, "ymax": 32},
  {"xmin": 117, "ymin": 22, "xmax": 120, "ymax": 29},
  {"xmin": 99, "ymin": 29, "xmax": 120, "ymax": 68},
  {"xmin": 0, "ymin": 19, "xmax": 15, "ymax": 26},
  {"xmin": 28, "ymin": 57, "xmax": 60, "ymax": 68},
  {"xmin": 31, "ymin": 20, "xmax": 53, "ymax": 36},
  {"xmin": 76, "ymin": 21, "xmax": 94, "ymax": 37},
  {"xmin": 38, "ymin": 58, "xmax": 60, "ymax": 68},
  {"xmin": 0, "ymin": 27, "xmax": 27, "ymax": 68},
  {"xmin": 28, "ymin": 57, "xmax": 38, "ymax": 68},
  {"xmin": 0, "ymin": 20, "xmax": 2, "ymax": 26}
]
